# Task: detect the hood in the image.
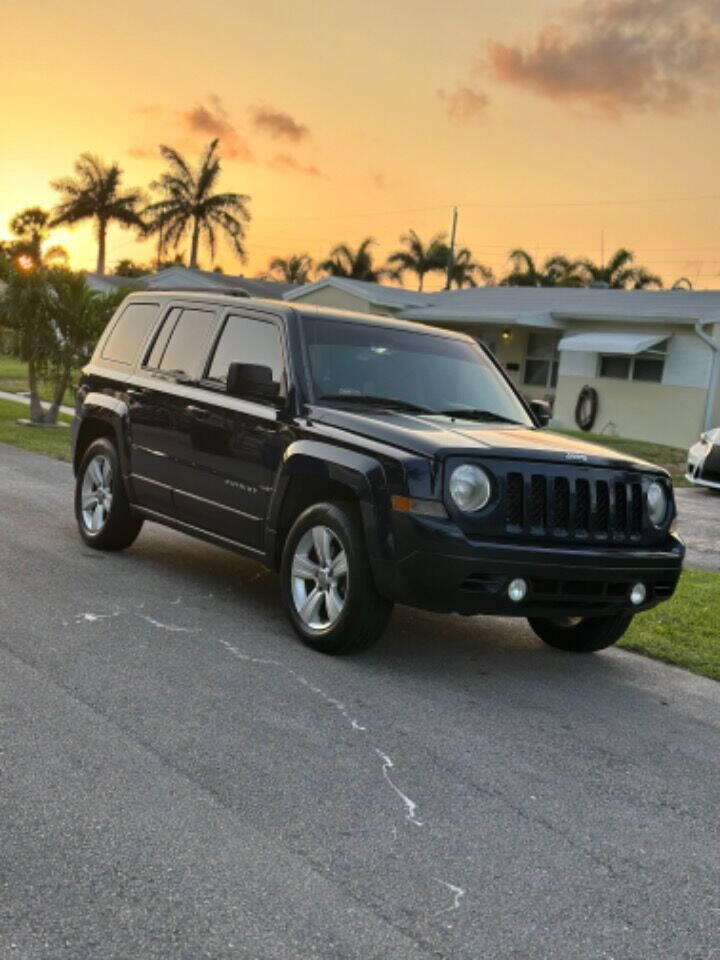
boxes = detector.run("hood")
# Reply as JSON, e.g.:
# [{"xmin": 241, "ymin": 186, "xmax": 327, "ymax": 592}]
[{"xmin": 308, "ymin": 405, "xmax": 666, "ymax": 473}]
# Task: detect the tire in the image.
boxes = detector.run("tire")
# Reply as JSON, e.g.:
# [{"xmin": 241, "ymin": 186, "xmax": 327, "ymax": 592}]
[
  {"xmin": 280, "ymin": 502, "xmax": 393, "ymax": 654},
  {"xmin": 527, "ymin": 612, "xmax": 634, "ymax": 653},
  {"xmin": 75, "ymin": 438, "xmax": 143, "ymax": 551},
  {"xmin": 574, "ymin": 385, "xmax": 598, "ymax": 432}
]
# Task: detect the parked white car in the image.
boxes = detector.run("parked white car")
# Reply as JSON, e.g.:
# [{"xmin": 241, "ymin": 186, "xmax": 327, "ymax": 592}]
[{"xmin": 686, "ymin": 427, "xmax": 720, "ymax": 490}]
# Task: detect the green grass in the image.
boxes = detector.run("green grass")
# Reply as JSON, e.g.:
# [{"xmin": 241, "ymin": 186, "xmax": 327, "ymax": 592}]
[
  {"xmin": 0, "ymin": 398, "xmax": 72, "ymax": 462},
  {"xmin": 0, "ymin": 354, "xmax": 79, "ymax": 406},
  {"xmin": 620, "ymin": 570, "xmax": 720, "ymax": 681},
  {"xmin": 555, "ymin": 428, "xmax": 689, "ymax": 486}
]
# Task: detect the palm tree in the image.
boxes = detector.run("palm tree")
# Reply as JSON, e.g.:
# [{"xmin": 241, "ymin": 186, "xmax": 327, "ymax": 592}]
[
  {"xmin": 50, "ymin": 155, "xmax": 144, "ymax": 275},
  {"xmin": 501, "ymin": 249, "xmax": 544, "ymax": 286},
  {"xmin": 267, "ymin": 253, "xmax": 314, "ymax": 284},
  {"xmin": 541, "ymin": 254, "xmax": 585, "ymax": 287},
  {"xmin": 144, "ymin": 139, "xmax": 251, "ymax": 270},
  {"xmin": 672, "ymin": 276, "xmax": 693, "ymax": 290},
  {"xmin": 446, "ymin": 246, "xmax": 494, "ymax": 288},
  {"xmin": 630, "ymin": 268, "xmax": 663, "ymax": 290},
  {"xmin": 577, "ymin": 248, "xmax": 660, "ymax": 289},
  {"xmin": 502, "ymin": 249, "xmax": 585, "ymax": 287},
  {"xmin": 386, "ymin": 230, "xmax": 447, "ymax": 290},
  {"xmin": 7, "ymin": 207, "xmax": 67, "ymax": 267},
  {"xmin": 317, "ymin": 237, "xmax": 387, "ymax": 282}
]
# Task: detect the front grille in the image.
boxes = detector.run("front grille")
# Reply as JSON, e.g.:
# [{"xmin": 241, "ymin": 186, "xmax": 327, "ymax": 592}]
[{"xmin": 504, "ymin": 470, "xmax": 646, "ymax": 543}]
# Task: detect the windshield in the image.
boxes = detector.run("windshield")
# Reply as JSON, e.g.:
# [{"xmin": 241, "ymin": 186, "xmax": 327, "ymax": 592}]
[{"xmin": 302, "ymin": 317, "xmax": 533, "ymax": 426}]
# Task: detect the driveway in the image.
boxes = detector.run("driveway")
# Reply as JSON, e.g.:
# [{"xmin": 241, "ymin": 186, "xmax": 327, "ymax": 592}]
[
  {"xmin": 1, "ymin": 443, "xmax": 718, "ymax": 960},
  {"xmin": 675, "ymin": 486, "xmax": 720, "ymax": 571}
]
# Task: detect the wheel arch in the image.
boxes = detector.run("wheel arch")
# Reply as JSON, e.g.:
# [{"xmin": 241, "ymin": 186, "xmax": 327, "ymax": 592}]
[
  {"xmin": 73, "ymin": 395, "xmax": 129, "ymax": 476},
  {"xmin": 266, "ymin": 440, "xmax": 393, "ymax": 578}
]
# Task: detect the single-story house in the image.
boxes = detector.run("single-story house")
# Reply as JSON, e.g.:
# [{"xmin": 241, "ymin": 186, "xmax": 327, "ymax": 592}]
[
  {"xmin": 285, "ymin": 278, "xmax": 720, "ymax": 448},
  {"xmin": 84, "ymin": 266, "xmax": 294, "ymax": 300}
]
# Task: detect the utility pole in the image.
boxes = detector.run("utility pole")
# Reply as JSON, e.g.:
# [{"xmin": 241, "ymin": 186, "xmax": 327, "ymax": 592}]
[{"xmin": 444, "ymin": 206, "xmax": 458, "ymax": 290}]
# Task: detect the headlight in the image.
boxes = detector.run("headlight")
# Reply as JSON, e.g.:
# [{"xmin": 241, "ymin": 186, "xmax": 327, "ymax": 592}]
[
  {"xmin": 449, "ymin": 464, "xmax": 492, "ymax": 512},
  {"xmin": 646, "ymin": 481, "xmax": 668, "ymax": 527}
]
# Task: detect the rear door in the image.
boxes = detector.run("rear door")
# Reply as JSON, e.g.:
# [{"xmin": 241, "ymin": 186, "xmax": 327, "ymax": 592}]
[
  {"xmin": 127, "ymin": 303, "xmax": 219, "ymax": 513},
  {"xmin": 171, "ymin": 308, "xmax": 291, "ymax": 550}
]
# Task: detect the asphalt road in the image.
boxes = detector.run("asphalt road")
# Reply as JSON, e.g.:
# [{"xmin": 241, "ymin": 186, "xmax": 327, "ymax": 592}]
[
  {"xmin": 675, "ymin": 486, "xmax": 720, "ymax": 572},
  {"xmin": 1, "ymin": 444, "xmax": 718, "ymax": 960}
]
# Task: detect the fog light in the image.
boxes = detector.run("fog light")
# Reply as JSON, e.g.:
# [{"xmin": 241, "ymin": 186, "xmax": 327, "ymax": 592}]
[
  {"xmin": 508, "ymin": 578, "xmax": 528, "ymax": 602},
  {"xmin": 630, "ymin": 582, "xmax": 647, "ymax": 606}
]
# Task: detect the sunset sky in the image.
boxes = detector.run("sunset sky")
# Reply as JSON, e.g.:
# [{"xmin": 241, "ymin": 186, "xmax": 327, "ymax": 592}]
[{"xmin": 2, "ymin": 0, "xmax": 719, "ymax": 288}]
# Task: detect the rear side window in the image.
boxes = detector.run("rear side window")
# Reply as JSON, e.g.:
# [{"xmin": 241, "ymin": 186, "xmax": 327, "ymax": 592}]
[
  {"xmin": 207, "ymin": 314, "xmax": 284, "ymax": 383},
  {"xmin": 101, "ymin": 302, "xmax": 159, "ymax": 365},
  {"xmin": 153, "ymin": 308, "xmax": 217, "ymax": 377}
]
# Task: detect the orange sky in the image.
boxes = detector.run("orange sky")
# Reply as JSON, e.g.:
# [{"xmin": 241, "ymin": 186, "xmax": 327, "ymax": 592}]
[{"xmin": 2, "ymin": 0, "xmax": 719, "ymax": 289}]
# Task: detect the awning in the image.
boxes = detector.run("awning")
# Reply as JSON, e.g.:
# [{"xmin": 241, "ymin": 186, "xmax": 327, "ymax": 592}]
[{"xmin": 557, "ymin": 332, "xmax": 668, "ymax": 355}]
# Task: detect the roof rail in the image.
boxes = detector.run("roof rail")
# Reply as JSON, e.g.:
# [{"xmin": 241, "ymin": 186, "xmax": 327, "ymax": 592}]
[{"xmin": 148, "ymin": 286, "xmax": 251, "ymax": 298}]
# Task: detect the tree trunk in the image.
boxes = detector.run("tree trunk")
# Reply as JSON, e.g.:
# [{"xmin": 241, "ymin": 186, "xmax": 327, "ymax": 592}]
[
  {"xmin": 27, "ymin": 358, "xmax": 46, "ymax": 424},
  {"xmin": 96, "ymin": 220, "xmax": 107, "ymax": 275},
  {"xmin": 418, "ymin": 273, "xmax": 424, "ymax": 292},
  {"xmin": 45, "ymin": 365, "xmax": 71, "ymax": 425},
  {"xmin": 190, "ymin": 217, "xmax": 200, "ymax": 269}
]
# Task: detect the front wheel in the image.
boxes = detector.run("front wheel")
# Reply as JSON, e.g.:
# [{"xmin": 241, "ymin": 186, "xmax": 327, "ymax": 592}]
[
  {"xmin": 280, "ymin": 502, "xmax": 393, "ymax": 654},
  {"xmin": 75, "ymin": 438, "xmax": 143, "ymax": 551},
  {"xmin": 527, "ymin": 612, "xmax": 634, "ymax": 653}
]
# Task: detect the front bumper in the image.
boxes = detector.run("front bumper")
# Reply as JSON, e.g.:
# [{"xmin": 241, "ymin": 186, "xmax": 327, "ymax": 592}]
[{"xmin": 373, "ymin": 514, "xmax": 684, "ymax": 617}]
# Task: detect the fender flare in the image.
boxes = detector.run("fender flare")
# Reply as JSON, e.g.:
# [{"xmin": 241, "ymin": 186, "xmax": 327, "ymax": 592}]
[
  {"xmin": 266, "ymin": 439, "xmax": 392, "ymax": 566},
  {"xmin": 73, "ymin": 393, "xmax": 131, "ymax": 478}
]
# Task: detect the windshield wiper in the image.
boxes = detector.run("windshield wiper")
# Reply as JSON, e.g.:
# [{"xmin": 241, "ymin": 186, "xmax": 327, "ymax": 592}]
[
  {"xmin": 315, "ymin": 394, "xmax": 433, "ymax": 414},
  {"xmin": 436, "ymin": 408, "xmax": 524, "ymax": 425}
]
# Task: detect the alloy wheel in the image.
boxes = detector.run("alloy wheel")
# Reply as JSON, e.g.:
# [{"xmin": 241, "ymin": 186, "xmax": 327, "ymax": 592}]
[
  {"xmin": 290, "ymin": 525, "xmax": 349, "ymax": 631},
  {"xmin": 80, "ymin": 454, "xmax": 113, "ymax": 533}
]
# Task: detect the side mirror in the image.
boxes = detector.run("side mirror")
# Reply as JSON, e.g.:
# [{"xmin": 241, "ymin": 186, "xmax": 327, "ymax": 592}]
[
  {"xmin": 529, "ymin": 398, "xmax": 551, "ymax": 427},
  {"xmin": 227, "ymin": 362, "xmax": 280, "ymax": 401}
]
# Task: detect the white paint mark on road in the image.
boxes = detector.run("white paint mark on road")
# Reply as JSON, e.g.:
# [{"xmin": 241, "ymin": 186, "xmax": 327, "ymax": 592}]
[
  {"xmin": 139, "ymin": 615, "xmax": 201, "ymax": 634},
  {"xmin": 75, "ymin": 610, "xmax": 119, "ymax": 623},
  {"xmin": 375, "ymin": 749, "xmax": 423, "ymax": 827},
  {"xmin": 434, "ymin": 878, "xmax": 465, "ymax": 913}
]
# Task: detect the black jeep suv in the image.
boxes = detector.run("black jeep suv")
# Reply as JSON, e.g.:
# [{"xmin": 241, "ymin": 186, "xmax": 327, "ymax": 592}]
[{"xmin": 72, "ymin": 292, "xmax": 684, "ymax": 654}]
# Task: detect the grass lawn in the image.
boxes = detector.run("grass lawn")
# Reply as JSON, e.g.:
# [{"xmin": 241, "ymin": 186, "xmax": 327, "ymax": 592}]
[
  {"xmin": 555, "ymin": 428, "xmax": 689, "ymax": 487},
  {"xmin": 0, "ymin": 398, "xmax": 73, "ymax": 462},
  {"xmin": 620, "ymin": 570, "xmax": 720, "ymax": 681},
  {"xmin": 0, "ymin": 354, "xmax": 79, "ymax": 407}
]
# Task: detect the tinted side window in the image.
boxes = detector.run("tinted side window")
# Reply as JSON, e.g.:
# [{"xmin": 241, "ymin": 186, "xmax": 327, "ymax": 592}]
[
  {"xmin": 144, "ymin": 307, "xmax": 181, "ymax": 369},
  {"xmin": 157, "ymin": 309, "xmax": 217, "ymax": 376},
  {"xmin": 207, "ymin": 314, "xmax": 284, "ymax": 383},
  {"xmin": 101, "ymin": 302, "xmax": 159, "ymax": 365}
]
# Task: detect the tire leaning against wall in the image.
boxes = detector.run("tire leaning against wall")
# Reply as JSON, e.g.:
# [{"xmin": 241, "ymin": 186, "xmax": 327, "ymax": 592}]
[{"xmin": 575, "ymin": 385, "xmax": 599, "ymax": 432}]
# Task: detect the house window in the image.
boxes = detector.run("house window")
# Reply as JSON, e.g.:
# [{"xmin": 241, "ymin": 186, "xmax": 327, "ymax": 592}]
[
  {"xmin": 523, "ymin": 331, "xmax": 559, "ymax": 388},
  {"xmin": 598, "ymin": 342, "xmax": 667, "ymax": 383}
]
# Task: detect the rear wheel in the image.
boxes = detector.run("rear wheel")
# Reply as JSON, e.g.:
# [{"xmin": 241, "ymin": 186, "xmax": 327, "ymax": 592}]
[
  {"xmin": 280, "ymin": 502, "xmax": 393, "ymax": 654},
  {"xmin": 527, "ymin": 612, "xmax": 634, "ymax": 653},
  {"xmin": 75, "ymin": 438, "xmax": 143, "ymax": 550}
]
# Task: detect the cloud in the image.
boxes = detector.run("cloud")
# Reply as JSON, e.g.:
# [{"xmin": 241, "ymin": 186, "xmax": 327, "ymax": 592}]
[
  {"xmin": 127, "ymin": 146, "xmax": 157, "ymax": 159},
  {"xmin": 437, "ymin": 85, "xmax": 490, "ymax": 121},
  {"xmin": 180, "ymin": 97, "xmax": 253, "ymax": 160},
  {"xmin": 271, "ymin": 154, "xmax": 326, "ymax": 178},
  {"xmin": 372, "ymin": 172, "xmax": 386, "ymax": 190},
  {"xmin": 487, "ymin": 0, "xmax": 720, "ymax": 117},
  {"xmin": 252, "ymin": 107, "xmax": 309, "ymax": 142}
]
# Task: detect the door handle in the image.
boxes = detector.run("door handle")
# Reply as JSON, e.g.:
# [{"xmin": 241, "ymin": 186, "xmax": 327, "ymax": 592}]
[
  {"xmin": 185, "ymin": 404, "xmax": 210, "ymax": 418},
  {"xmin": 126, "ymin": 387, "xmax": 146, "ymax": 399}
]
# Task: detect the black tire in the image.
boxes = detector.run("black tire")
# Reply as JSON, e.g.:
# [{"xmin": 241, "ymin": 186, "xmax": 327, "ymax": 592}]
[
  {"xmin": 75, "ymin": 438, "xmax": 143, "ymax": 551},
  {"xmin": 280, "ymin": 501, "xmax": 393, "ymax": 654},
  {"xmin": 574, "ymin": 385, "xmax": 598, "ymax": 432},
  {"xmin": 528, "ymin": 612, "xmax": 634, "ymax": 653}
]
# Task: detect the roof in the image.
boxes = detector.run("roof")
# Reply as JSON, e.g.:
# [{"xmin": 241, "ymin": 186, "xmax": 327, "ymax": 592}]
[
  {"xmin": 558, "ymin": 331, "xmax": 669, "ymax": 354},
  {"xmin": 144, "ymin": 267, "xmax": 295, "ymax": 300},
  {"xmin": 85, "ymin": 267, "xmax": 295, "ymax": 300},
  {"xmin": 284, "ymin": 276, "xmax": 433, "ymax": 309},
  {"xmin": 284, "ymin": 277, "xmax": 720, "ymax": 328},
  {"xmin": 399, "ymin": 287, "xmax": 720, "ymax": 326}
]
